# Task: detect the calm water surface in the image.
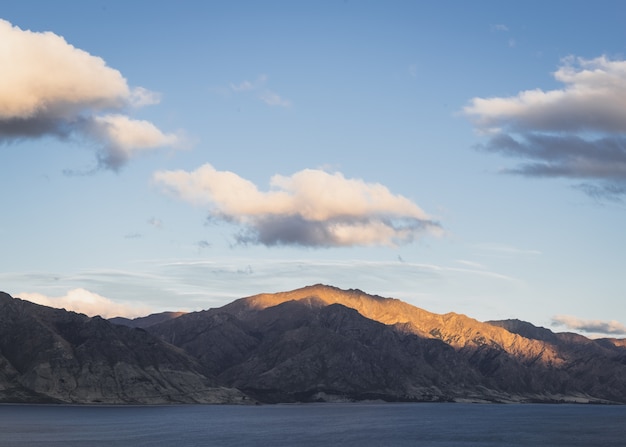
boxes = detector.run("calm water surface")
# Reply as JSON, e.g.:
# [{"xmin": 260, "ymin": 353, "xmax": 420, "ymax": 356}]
[{"xmin": 1, "ymin": 403, "xmax": 625, "ymax": 446}]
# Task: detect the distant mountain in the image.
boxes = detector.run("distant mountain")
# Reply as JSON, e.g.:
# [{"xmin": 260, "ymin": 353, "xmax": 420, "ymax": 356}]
[
  {"xmin": 3, "ymin": 285, "xmax": 626, "ymax": 405},
  {"xmin": 0, "ymin": 292, "xmax": 247, "ymax": 404},
  {"xmin": 109, "ymin": 311, "xmax": 186, "ymax": 329},
  {"xmin": 149, "ymin": 284, "xmax": 626, "ymax": 404}
]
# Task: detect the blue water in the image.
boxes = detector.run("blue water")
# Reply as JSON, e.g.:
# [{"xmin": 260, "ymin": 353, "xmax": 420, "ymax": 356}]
[{"xmin": 1, "ymin": 403, "xmax": 625, "ymax": 446}]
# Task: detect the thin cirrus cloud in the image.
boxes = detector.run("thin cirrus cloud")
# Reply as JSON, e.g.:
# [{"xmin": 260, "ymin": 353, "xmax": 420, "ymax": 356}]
[
  {"xmin": 153, "ymin": 164, "xmax": 442, "ymax": 247},
  {"xmin": 230, "ymin": 74, "xmax": 292, "ymax": 108},
  {"xmin": 17, "ymin": 288, "xmax": 152, "ymax": 319},
  {"xmin": 552, "ymin": 314, "xmax": 626, "ymax": 336},
  {"xmin": 0, "ymin": 19, "xmax": 180, "ymax": 171},
  {"xmin": 464, "ymin": 55, "xmax": 626, "ymax": 198}
]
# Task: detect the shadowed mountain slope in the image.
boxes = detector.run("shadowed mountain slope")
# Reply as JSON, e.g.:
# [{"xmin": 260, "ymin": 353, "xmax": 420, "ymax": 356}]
[
  {"xmin": 149, "ymin": 284, "xmax": 626, "ymax": 404},
  {"xmin": 4, "ymin": 285, "xmax": 626, "ymax": 404},
  {"xmin": 0, "ymin": 292, "xmax": 247, "ymax": 404},
  {"xmin": 110, "ymin": 311, "xmax": 186, "ymax": 329}
]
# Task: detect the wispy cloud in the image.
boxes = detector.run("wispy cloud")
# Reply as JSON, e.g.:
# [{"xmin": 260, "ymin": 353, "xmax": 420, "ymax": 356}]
[
  {"xmin": 153, "ymin": 164, "xmax": 441, "ymax": 247},
  {"xmin": 197, "ymin": 240, "xmax": 211, "ymax": 252},
  {"xmin": 148, "ymin": 217, "xmax": 163, "ymax": 229},
  {"xmin": 1, "ymin": 255, "xmax": 523, "ymax": 319},
  {"xmin": 17, "ymin": 288, "xmax": 152, "ymax": 319},
  {"xmin": 491, "ymin": 24, "xmax": 509, "ymax": 32},
  {"xmin": 229, "ymin": 75, "xmax": 267, "ymax": 92},
  {"xmin": 229, "ymin": 74, "xmax": 291, "ymax": 108},
  {"xmin": 0, "ymin": 19, "xmax": 181, "ymax": 171},
  {"xmin": 259, "ymin": 90, "xmax": 292, "ymax": 107},
  {"xmin": 552, "ymin": 314, "xmax": 626, "ymax": 336},
  {"xmin": 464, "ymin": 55, "xmax": 626, "ymax": 199},
  {"xmin": 472, "ymin": 243, "xmax": 542, "ymax": 257}
]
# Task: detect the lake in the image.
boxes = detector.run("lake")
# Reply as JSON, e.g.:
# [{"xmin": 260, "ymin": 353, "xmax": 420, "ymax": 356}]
[{"xmin": 1, "ymin": 402, "xmax": 625, "ymax": 446}]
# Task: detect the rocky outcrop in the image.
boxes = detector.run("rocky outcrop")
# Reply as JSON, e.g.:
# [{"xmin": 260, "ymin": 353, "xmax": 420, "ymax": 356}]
[{"xmin": 0, "ymin": 292, "xmax": 248, "ymax": 404}]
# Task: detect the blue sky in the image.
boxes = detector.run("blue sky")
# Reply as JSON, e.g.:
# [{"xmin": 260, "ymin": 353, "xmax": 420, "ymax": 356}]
[{"xmin": 1, "ymin": 1, "xmax": 626, "ymax": 337}]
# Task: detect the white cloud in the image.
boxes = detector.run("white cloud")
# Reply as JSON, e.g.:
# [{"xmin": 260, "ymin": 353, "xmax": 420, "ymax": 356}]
[
  {"xmin": 88, "ymin": 114, "xmax": 180, "ymax": 169},
  {"xmin": 153, "ymin": 164, "xmax": 441, "ymax": 247},
  {"xmin": 18, "ymin": 288, "xmax": 152, "ymax": 319},
  {"xmin": 464, "ymin": 55, "xmax": 626, "ymax": 198},
  {"xmin": 552, "ymin": 315, "xmax": 626, "ymax": 336},
  {"xmin": 465, "ymin": 56, "xmax": 626, "ymax": 134},
  {"xmin": 0, "ymin": 19, "xmax": 180, "ymax": 170}
]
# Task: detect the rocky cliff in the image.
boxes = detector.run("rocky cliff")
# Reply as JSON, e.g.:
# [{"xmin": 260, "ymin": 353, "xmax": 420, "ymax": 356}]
[{"xmin": 0, "ymin": 292, "xmax": 247, "ymax": 404}]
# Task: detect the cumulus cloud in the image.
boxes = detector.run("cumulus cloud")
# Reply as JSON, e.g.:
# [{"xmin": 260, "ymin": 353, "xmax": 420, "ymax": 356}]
[
  {"xmin": 230, "ymin": 74, "xmax": 291, "ymax": 108},
  {"xmin": 153, "ymin": 164, "xmax": 441, "ymax": 247},
  {"xmin": 464, "ymin": 55, "xmax": 626, "ymax": 198},
  {"xmin": 18, "ymin": 288, "xmax": 151, "ymax": 319},
  {"xmin": 0, "ymin": 19, "xmax": 180, "ymax": 170},
  {"xmin": 551, "ymin": 314, "xmax": 626, "ymax": 336}
]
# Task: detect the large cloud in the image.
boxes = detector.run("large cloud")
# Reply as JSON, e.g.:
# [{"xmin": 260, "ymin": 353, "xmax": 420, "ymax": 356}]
[
  {"xmin": 18, "ymin": 288, "xmax": 151, "ymax": 319},
  {"xmin": 0, "ymin": 19, "xmax": 179, "ymax": 170},
  {"xmin": 153, "ymin": 164, "xmax": 441, "ymax": 247},
  {"xmin": 551, "ymin": 314, "xmax": 626, "ymax": 336},
  {"xmin": 464, "ymin": 56, "xmax": 626, "ymax": 198}
]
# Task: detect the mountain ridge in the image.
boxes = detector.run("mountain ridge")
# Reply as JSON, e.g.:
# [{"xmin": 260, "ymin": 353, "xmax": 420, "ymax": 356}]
[
  {"xmin": 2, "ymin": 285, "xmax": 625, "ymax": 404},
  {"xmin": 148, "ymin": 284, "xmax": 626, "ymax": 404}
]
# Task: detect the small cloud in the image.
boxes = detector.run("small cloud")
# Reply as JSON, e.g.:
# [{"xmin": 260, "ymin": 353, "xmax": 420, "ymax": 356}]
[
  {"xmin": 229, "ymin": 74, "xmax": 291, "ymax": 108},
  {"xmin": 197, "ymin": 240, "xmax": 211, "ymax": 251},
  {"xmin": 124, "ymin": 232, "xmax": 142, "ymax": 239},
  {"xmin": 18, "ymin": 288, "xmax": 151, "ymax": 319},
  {"xmin": 552, "ymin": 315, "xmax": 626, "ymax": 336},
  {"xmin": 0, "ymin": 19, "xmax": 180, "ymax": 171},
  {"xmin": 508, "ymin": 38, "xmax": 516, "ymax": 48},
  {"xmin": 229, "ymin": 75, "xmax": 267, "ymax": 92},
  {"xmin": 88, "ymin": 114, "xmax": 181, "ymax": 171},
  {"xmin": 408, "ymin": 64, "xmax": 417, "ymax": 78},
  {"xmin": 230, "ymin": 80, "xmax": 255, "ymax": 92},
  {"xmin": 491, "ymin": 24, "xmax": 509, "ymax": 32},
  {"xmin": 153, "ymin": 164, "xmax": 442, "ymax": 248},
  {"xmin": 259, "ymin": 90, "xmax": 292, "ymax": 108},
  {"xmin": 148, "ymin": 217, "xmax": 163, "ymax": 229}
]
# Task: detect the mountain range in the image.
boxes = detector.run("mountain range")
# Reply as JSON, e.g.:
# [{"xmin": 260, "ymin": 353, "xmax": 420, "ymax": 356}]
[{"xmin": 1, "ymin": 285, "xmax": 625, "ymax": 404}]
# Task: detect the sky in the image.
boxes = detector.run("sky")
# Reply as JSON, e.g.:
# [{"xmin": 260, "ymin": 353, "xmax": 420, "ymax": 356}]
[{"xmin": 1, "ymin": 1, "xmax": 626, "ymax": 337}]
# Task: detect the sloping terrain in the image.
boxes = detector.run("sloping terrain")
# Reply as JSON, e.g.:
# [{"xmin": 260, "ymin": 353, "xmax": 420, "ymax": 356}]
[
  {"xmin": 0, "ymin": 292, "xmax": 247, "ymax": 404},
  {"xmin": 149, "ymin": 284, "xmax": 626, "ymax": 403},
  {"xmin": 3, "ymin": 285, "xmax": 626, "ymax": 404}
]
